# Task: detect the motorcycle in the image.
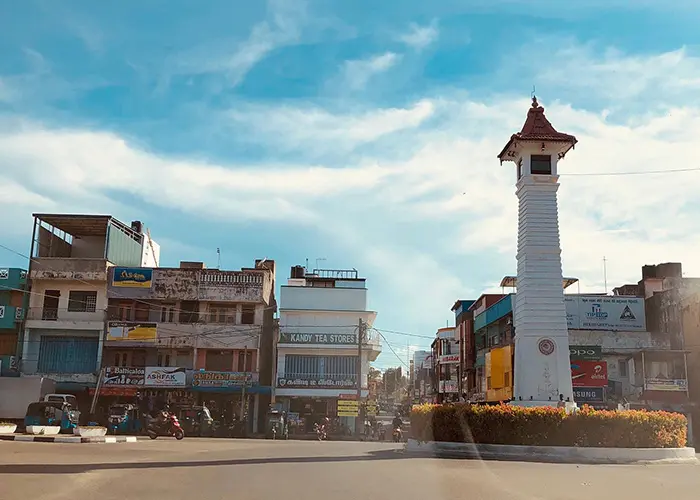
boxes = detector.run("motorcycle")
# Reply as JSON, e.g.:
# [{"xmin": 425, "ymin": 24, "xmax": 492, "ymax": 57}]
[
  {"xmin": 148, "ymin": 411, "xmax": 185, "ymax": 440},
  {"xmin": 392, "ymin": 427, "xmax": 403, "ymax": 443},
  {"xmin": 313, "ymin": 422, "xmax": 327, "ymax": 441}
]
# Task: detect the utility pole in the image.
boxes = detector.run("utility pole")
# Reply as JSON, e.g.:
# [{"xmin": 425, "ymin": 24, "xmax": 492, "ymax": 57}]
[
  {"xmin": 603, "ymin": 256, "xmax": 608, "ymax": 294},
  {"xmin": 356, "ymin": 319, "xmax": 365, "ymax": 436},
  {"xmin": 240, "ymin": 345, "xmax": 248, "ymax": 423}
]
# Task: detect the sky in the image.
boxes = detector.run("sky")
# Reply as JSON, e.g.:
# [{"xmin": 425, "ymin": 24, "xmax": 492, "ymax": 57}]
[{"xmin": 2, "ymin": 1, "xmax": 700, "ymax": 369}]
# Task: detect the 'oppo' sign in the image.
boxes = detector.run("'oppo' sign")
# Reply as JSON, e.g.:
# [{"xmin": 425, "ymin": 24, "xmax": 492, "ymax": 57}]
[{"xmin": 569, "ymin": 346, "xmax": 601, "ymax": 360}]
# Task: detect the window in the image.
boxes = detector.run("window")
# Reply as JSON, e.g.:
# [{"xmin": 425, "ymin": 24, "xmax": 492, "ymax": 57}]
[
  {"xmin": 179, "ymin": 301, "xmax": 199, "ymax": 323},
  {"xmin": 114, "ymin": 351, "xmax": 130, "ymax": 367},
  {"xmin": 157, "ymin": 352, "xmax": 171, "ymax": 367},
  {"xmin": 285, "ymin": 355, "xmax": 357, "ymax": 380},
  {"xmin": 619, "ymin": 359, "xmax": 628, "ymax": 377},
  {"xmin": 241, "ymin": 304, "xmax": 255, "ymax": 325},
  {"xmin": 160, "ymin": 304, "xmax": 176, "ymax": 322},
  {"xmin": 134, "ymin": 303, "xmax": 150, "ymax": 322},
  {"xmin": 207, "ymin": 350, "xmax": 233, "ymax": 371},
  {"xmin": 504, "ymin": 371, "xmax": 511, "ymax": 387},
  {"xmin": 67, "ymin": 291, "xmax": 97, "ymax": 312},
  {"xmin": 236, "ymin": 350, "xmax": 253, "ymax": 372},
  {"xmin": 517, "ymin": 158, "xmax": 523, "ymax": 179},
  {"xmin": 530, "ymin": 154, "xmax": 552, "ymax": 175},
  {"xmin": 487, "ymin": 376, "xmax": 492, "ymax": 390},
  {"xmin": 209, "ymin": 306, "xmax": 236, "ymax": 324}
]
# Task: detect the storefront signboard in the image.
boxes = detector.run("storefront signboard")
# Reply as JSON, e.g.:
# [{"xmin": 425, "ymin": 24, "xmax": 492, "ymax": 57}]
[
  {"xmin": 104, "ymin": 366, "xmax": 145, "ymax": 386},
  {"xmin": 145, "ymin": 367, "xmax": 187, "ymax": 387},
  {"xmin": 573, "ymin": 387, "xmax": 605, "ymax": 403},
  {"xmin": 192, "ymin": 371, "xmax": 260, "ymax": 389},
  {"xmin": 569, "ymin": 345, "xmax": 602, "ymax": 360},
  {"xmin": 277, "ymin": 377, "xmax": 356, "ymax": 389},
  {"xmin": 107, "ymin": 322, "xmax": 157, "ymax": 342},
  {"xmin": 279, "ymin": 331, "xmax": 357, "ymax": 345},
  {"xmin": 438, "ymin": 354, "xmax": 460, "ymax": 364},
  {"xmin": 571, "ymin": 360, "xmax": 608, "ymax": 387},
  {"xmin": 112, "ymin": 267, "xmax": 153, "ymax": 288},
  {"xmin": 644, "ymin": 378, "xmax": 687, "ymax": 392},
  {"xmin": 337, "ymin": 399, "xmax": 359, "ymax": 417}
]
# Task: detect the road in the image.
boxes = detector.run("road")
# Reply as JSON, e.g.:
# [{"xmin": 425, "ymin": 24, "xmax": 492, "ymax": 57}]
[{"xmin": 2, "ymin": 438, "xmax": 700, "ymax": 500}]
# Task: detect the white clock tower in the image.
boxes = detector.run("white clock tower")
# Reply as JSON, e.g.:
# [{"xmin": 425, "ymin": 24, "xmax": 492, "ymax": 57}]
[{"xmin": 498, "ymin": 97, "xmax": 577, "ymax": 406}]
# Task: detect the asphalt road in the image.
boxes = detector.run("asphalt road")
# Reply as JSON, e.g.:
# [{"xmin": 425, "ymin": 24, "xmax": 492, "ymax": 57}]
[{"xmin": 2, "ymin": 438, "xmax": 700, "ymax": 500}]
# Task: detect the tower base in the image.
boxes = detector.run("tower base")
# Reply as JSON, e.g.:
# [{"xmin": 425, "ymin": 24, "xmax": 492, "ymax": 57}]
[{"xmin": 510, "ymin": 400, "xmax": 578, "ymax": 412}]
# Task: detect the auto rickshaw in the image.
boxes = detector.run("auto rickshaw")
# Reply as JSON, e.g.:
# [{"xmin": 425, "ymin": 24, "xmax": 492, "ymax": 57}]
[
  {"xmin": 176, "ymin": 405, "xmax": 214, "ymax": 437},
  {"xmin": 265, "ymin": 409, "xmax": 288, "ymax": 440},
  {"xmin": 24, "ymin": 401, "xmax": 79, "ymax": 433},
  {"xmin": 107, "ymin": 403, "xmax": 141, "ymax": 434}
]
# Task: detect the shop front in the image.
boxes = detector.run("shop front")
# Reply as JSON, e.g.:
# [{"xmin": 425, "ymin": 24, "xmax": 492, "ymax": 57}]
[{"xmin": 190, "ymin": 371, "xmax": 269, "ymax": 434}]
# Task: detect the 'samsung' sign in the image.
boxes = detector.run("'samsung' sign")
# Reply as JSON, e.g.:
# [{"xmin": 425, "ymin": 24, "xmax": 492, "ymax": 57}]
[{"xmin": 565, "ymin": 296, "xmax": 645, "ymax": 331}]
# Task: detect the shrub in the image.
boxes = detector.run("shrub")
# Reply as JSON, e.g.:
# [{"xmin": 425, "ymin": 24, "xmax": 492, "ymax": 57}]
[{"xmin": 410, "ymin": 403, "xmax": 687, "ymax": 448}]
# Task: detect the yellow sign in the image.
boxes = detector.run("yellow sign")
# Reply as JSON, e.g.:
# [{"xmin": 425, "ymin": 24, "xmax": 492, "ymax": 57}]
[
  {"xmin": 112, "ymin": 267, "xmax": 153, "ymax": 288},
  {"xmin": 337, "ymin": 410, "xmax": 358, "ymax": 417},
  {"xmin": 107, "ymin": 322, "xmax": 157, "ymax": 342},
  {"xmin": 337, "ymin": 400, "xmax": 359, "ymax": 407}
]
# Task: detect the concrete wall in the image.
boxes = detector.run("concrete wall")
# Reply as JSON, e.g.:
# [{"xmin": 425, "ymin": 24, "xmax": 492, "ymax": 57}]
[
  {"xmin": 71, "ymin": 236, "xmax": 106, "ymax": 259},
  {"xmin": 280, "ymin": 286, "xmax": 367, "ymax": 312},
  {"xmin": 30, "ymin": 258, "xmax": 110, "ymax": 281}
]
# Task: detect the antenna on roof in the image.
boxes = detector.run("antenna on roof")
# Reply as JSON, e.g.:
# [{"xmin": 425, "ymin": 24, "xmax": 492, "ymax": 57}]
[
  {"xmin": 216, "ymin": 248, "xmax": 221, "ymax": 270},
  {"xmin": 531, "ymin": 85, "xmax": 536, "ymax": 98}
]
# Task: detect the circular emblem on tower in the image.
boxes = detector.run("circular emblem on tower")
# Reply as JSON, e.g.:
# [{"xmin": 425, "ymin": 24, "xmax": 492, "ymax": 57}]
[{"xmin": 538, "ymin": 338, "xmax": 555, "ymax": 356}]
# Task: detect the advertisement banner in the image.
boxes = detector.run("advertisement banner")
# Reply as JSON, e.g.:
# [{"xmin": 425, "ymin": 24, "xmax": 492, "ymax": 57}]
[
  {"xmin": 573, "ymin": 387, "xmax": 605, "ymax": 403},
  {"xmin": 571, "ymin": 360, "xmax": 608, "ymax": 387},
  {"xmin": 279, "ymin": 331, "xmax": 357, "ymax": 345},
  {"xmin": 104, "ymin": 366, "xmax": 145, "ymax": 386},
  {"xmin": 277, "ymin": 377, "xmax": 356, "ymax": 389},
  {"xmin": 107, "ymin": 322, "xmax": 157, "ymax": 342},
  {"xmin": 192, "ymin": 371, "xmax": 259, "ymax": 389},
  {"xmin": 644, "ymin": 378, "xmax": 688, "ymax": 392},
  {"xmin": 565, "ymin": 296, "xmax": 645, "ymax": 331},
  {"xmin": 145, "ymin": 367, "xmax": 187, "ymax": 387},
  {"xmin": 112, "ymin": 267, "xmax": 153, "ymax": 288},
  {"xmin": 569, "ymin": 345, "xmax": 602, "ymax": 360},
  {"xmin": 438, "ymin": 354, "xmax": 460, "ymax": 364}
]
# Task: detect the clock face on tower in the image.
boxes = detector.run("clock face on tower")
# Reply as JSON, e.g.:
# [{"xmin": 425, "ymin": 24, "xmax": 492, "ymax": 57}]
[{"xmin": 538, "ymin": 338, "xmax": 555, "ymax": 356}]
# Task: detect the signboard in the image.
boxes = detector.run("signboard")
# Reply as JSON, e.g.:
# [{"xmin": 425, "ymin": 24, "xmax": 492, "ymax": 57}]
[
  {"xmin": 192, "ymin": 371, "xmax": 259, "ymax": 389},
  {"xmin": 443, "ymin": 380, "xmax": 458, "ymax": 393},
  {"xmin": 565, "ymin": 296, "xmax": 645, "ymax": 331},
  {"xmin": 112, "ymin": 267, "xmax": 153, "ymax": 288},
  {"xmin": 645, "ymin": 378, "xmax": 687, "ymax": 392},
  {"xmin": 365, "ymin": 402, "xmax": 378, "ymax": 416},
  {"xmin": 438, "ymin": 354, "xmax": 460, "ymax": 364},
  {"xmin": 107, "ymin": 322, "xmax": 157, "ymax": 342},
  {"xmin": 573, "ymin": 387, "xmax": 605, "ymax": 403},
  {"xmin": 337, "ymin": 399, "xmax": 359, "ymax": 417},
  {"xmin": 0, "ymin": 269, "xmax": 7, "ymax": 279},
  {"xmin": 91, "ymin": 386, "xmax": 138, "ymax": 397},
  {"xmin": 0, "ymin": 306, "xmax": 4, "ymax": 319},
  {"xmin": 277, "ymin": 377, "xmax": 356, "ymax": 389},
  {"xmin": 279, "ymin": 331, "xmax": 357, "ymax": 345},
  {"xmin": 145, "ymin": 367, "xmax": 187, "ymax": 387},
  {"xmin": 104, "ymin": 366, "xmax": 145, "ymax": 386},
  {"xmin": 569, "ymin": 345, "xmax": 602, "ymax": 360},
  {"xmin": 571, "ymin": 360, "xmax": 608, "ymax": 387}
]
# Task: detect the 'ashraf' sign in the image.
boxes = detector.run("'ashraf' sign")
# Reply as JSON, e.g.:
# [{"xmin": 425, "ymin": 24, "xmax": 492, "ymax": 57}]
[{"xmin": 279, "ymin": 331, "xmax": 357, "ymax": 345}]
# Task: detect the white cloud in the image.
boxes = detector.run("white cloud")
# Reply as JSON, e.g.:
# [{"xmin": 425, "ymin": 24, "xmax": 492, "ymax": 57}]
[
  {"xmin": 397, "ymin": 20, "xmax": 439, "ymax": 50},
  {"xmin": 341, "ymin": 52, "xmax": 401, "ymax": 90},
  {"xmin": 228, "ymin": 100, "xmax": 434, "ymax": 153}
]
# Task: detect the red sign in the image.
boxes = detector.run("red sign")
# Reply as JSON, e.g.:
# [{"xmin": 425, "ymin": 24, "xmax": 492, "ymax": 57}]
[
  {"xmin": 571, "ymin": 360, "xmax": 608, "ymax": 387},
  {"xmin": 89, "ymin": 386, "xmax": 138, "ymax": 397}
]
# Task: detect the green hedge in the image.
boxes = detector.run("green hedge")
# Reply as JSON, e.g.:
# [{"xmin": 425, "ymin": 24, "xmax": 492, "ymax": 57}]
[{"xmin": 410, "ymin": 403, "xmax": 687, "ymax": 448}]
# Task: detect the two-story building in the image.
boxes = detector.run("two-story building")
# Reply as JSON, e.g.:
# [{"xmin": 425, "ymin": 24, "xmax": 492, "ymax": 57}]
[
  {"xmin": 0, "ymin": 267, "xmax": 27, "ymax": 374},
  {"xmin": 103, "ymin": 259, "xmax": 276, "ymax": 433},
  {"xmin": 275, "ymin": 266, "xmax": 381, "ymax": 435},
  {"xmin": 451, "ymin": 300, "xmax": 475, "ymax": 399},
  {"xmin": 21, "ymin": 214, "xmax": 158, "ymax": 406}
]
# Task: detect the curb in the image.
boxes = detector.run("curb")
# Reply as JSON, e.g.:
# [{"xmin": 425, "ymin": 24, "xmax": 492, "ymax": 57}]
[
  {"xmin": 404, "ymin": 439, "xmax": 699, "ymax": 464},
  {"xmin": 0, "ymin": 434, "xmax": 141, "ymax": 444}
]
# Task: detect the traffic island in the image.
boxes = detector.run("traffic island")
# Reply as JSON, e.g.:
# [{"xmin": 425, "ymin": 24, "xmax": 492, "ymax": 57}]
[
  {"xmin": 0, "ymin": 434, "xmax": 142, "ymax": 444},
  {"xmin": 406, "ymin": 403, "xmax": 696, "ymax": 464}
]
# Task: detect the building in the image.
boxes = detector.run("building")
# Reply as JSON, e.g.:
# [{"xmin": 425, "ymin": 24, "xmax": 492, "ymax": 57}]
[
  {"xmin": 275, "ymin": 266, "xmax": 381, "ymax": 435},
  {"xmin": 103, "ymin": 259, "xmax": 276, "ymax": 433},
  {"xmin": 0, "ymin": 267, "xmax": 27, "ymax": 374},
  {"xmin": 468, "ymin": 294, "xmax": 507, "ymax": 401},
  {"xmin": 451, "ymin": 300, "xmax": 475, "ymax": 399},
  {"xmin": 498, "ymin": 96, "xmax": 577, "ymax": 406},
  {"xmin": 431, "ymin": 327, "xmax": 459, "ymax": 403},
  {"xmin": 21, "ymin": 214, "xmax": 159, "ymax": 405}
]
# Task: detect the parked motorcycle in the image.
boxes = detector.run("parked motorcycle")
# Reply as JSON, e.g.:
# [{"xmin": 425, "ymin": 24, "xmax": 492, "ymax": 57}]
[{"xmin": 148, "ymin": 411, "xmax": 185, "ymax": 440}]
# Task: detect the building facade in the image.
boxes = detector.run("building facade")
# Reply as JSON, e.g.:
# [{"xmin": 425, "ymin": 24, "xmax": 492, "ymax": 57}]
[
  {"xmin": 431, "ymin": 327, "xmax": 459, "ymax": 404},
  {"xmin": 451, "ymin": 300, "xmax": 475, "ymax": 399},
  {"xmin": 21, "ymin": 214, "xmax": 158, "ymax": 403},
  {"xmin": 0, "ymin": 267, "xmax": 27, "ymax": 374},
  {"xmin": 103, "ymin": 259, "xmax": 276, "ymax": 433},
  {"xmin": 275, "ymin": 266, "xmax": 381, "ymax": 435}
]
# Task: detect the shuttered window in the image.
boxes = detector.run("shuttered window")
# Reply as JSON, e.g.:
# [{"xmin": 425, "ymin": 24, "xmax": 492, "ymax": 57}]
[
  {"xmin": 286, "ymin": 355, "xmax": 357, "ymax": 379},
  {"xmin": 38, "ymin": 336, "xmax": 98, "ymax": 373}
]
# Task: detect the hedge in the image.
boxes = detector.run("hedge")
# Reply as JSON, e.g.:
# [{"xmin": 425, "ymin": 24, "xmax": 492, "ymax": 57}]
[{"xmin": 410, "ymin": 403, "xmax": 687, "ymax": 448}]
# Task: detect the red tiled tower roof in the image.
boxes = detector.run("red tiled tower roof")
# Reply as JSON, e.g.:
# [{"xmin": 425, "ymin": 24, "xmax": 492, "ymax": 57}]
[{"xmin": 498, "ymin": 97, "xmax": 577, "ymax": 162}]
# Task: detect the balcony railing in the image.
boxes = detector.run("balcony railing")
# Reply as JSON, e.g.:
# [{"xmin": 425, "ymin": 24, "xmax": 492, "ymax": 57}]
[{"xmin": 26, "ymin": 307, "xmax": 106, "ymax": 323}]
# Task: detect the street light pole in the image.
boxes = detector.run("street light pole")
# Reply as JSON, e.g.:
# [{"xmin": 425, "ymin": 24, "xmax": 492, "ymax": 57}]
[{"xmin": 356, "ymin": 319, "xmax": 365, "ymax": 436}]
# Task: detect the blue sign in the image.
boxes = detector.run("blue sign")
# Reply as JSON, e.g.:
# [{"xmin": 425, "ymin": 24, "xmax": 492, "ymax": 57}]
[
  {"xmin": 573, "ymin": 387, "xmax": 605, "ymax": 403},
  {"xmin": 112, "ymin": 267, "xmax": 153, "ymax": 288}
]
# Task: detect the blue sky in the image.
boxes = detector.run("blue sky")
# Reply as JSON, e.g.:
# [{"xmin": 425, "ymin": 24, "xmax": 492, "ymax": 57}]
[{"xmin": 2, "ymin": 1, "xmax": 700, "ymax": 369}]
